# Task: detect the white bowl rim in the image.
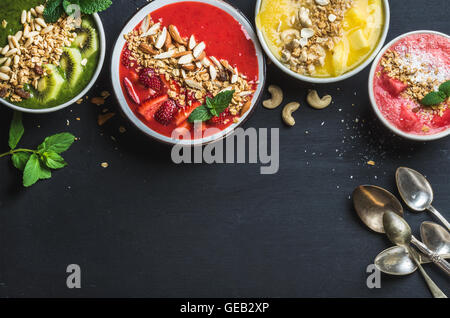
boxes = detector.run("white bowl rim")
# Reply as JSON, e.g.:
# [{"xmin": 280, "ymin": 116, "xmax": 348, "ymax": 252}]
[
  {"xmin": 254, "ymin": 0, "xmax": 390, "ymax": 83},
  {"xmin": 368, "ymin": 30, "xmax": 450, "ymax": 141},
  {"xmin": 110, "ymin": 0, "xmax": 266, "ymax": 146},
  {"xmin": 0, "ymin": 13, "xmax": 106, "ymax": 114}
]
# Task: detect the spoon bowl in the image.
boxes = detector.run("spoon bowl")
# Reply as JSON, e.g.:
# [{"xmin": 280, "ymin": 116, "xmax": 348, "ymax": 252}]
[
  {"xmin": 421, "ymin": 221, "xmax": 450, "ymax": 255},
  {"xmin": 353, "ymin": 185, "xmax": 404, "ymax": 233},
  {"xmin": 396, "ymin": 167, "xmax": 433, "ymax": 211},
  {"xmin": 375, "ymin": 246, "xmax": 417, "ymax": 275},
  {"xmin": 383, "ymin": 211, "xmax": 412, "ymax": 247}
]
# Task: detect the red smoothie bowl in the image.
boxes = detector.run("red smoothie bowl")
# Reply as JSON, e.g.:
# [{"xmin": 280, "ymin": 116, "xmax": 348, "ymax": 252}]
[
  {"xmin": 111, "ymin": 0, "xmax": 265, "ymax": 146},
  {"xmin": 369, "ymin": 30, "xmax": 450, "ymax": 141}
]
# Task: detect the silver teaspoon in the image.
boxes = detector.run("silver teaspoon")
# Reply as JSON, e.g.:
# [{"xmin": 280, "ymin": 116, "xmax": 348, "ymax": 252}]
[{"xmin": 396, "ymin": 167, "xmax": 450, "ymax": 231}]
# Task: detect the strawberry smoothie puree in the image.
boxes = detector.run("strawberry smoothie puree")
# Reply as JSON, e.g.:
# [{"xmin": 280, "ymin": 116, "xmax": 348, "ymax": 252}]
[
  {"xmin": 373, "ymin": 33, "xmax": 450, "ymax": 135},
  {"xmin": 119, "ymin": 2, "xmax": 259, "ymax": 139}
]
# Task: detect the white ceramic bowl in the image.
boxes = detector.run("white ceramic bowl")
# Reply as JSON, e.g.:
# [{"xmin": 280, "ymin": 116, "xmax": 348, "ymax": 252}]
[
  {"xmin": 368, "ymin": 30, "xmax": 450, "ymax": 141},
  {"xmin": 0, "ymin": 13, "xmax": 106, "ymax": 114},
  {"xmin": 255, "ymin": 0, "xmax": 390, "ymax": 83},
  {"xmin": 111, "ymin": 0, "xmax": 266, "ymax": 146}
]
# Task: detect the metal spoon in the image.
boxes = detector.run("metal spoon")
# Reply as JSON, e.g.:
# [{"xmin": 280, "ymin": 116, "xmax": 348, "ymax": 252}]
[
  {"xmin": 353, "ymin": 185, "xmax": 447, "ymax": 296},
  {"xmin": 353, "ymin": 185, "xmax": 403, "ymax": 233},
  {"xmin": 383, "ymin": 211, "xmax": 448, "ymax": 298},
  {"xmin": 396, "ymin": 167, "xmax": 450, "ymax": 231},
  {"xmin": 375, "ymin": 246, "xmax": 417, "ymax": 275},
  {"xmin": 421, "ymin": 221, "xmax": 450, "ymax": 256}
]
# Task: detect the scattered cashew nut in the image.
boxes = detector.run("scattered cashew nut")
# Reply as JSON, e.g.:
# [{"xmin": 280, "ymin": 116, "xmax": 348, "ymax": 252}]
[
  {"xmin": 282, "ymin": 102, "xmax": 300, "ymax": 126},
  {"xmin": 306, "ymin": 90, "xmax": 332, "ymax": 109},
  {"xmin": 262, "ymin": 85, "xmax": 283, "ymax": 109}
]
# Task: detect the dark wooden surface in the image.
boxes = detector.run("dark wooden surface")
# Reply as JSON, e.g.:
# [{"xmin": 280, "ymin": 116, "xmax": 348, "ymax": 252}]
[{"xmin": 0, "ymin": 0, "xmax": 449, "ymax": 297}]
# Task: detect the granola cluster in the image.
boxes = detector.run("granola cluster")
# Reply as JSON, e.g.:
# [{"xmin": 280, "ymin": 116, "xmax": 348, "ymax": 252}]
[
  {"xmin": 123, "ymin": 16, "xmax": 256, "ymax": 117},
  {"xmin": 279, "ymin": 0, "xmax": 352, "ymax": 75},
  {"xmin": 380, "ymin": 49, "xmax": 449, "ymax": 117},
  {"xmin": 0, "ymin": 5, "xmax": 77, "ymax": 102}
]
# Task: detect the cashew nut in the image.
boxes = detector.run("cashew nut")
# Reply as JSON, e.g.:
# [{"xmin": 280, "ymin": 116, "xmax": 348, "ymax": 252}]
[
  {"xmin": 306, "ymin": 90, "xmax": 332, "ymax": 109},
  {"xmin": 262, "ymin": 85, "xmax": 283, "ymax": 109},
  {"xmin": 280, "ymin": 29, "xmax": 300, "ymax": 44},
  {"xmin": 282, "ymin": 102, "xmax": 300, "ymax": 126}
]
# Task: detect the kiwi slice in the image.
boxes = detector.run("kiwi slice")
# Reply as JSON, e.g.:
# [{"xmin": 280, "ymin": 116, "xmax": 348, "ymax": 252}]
[
  {"xmin": 34, "ymin": 64, "xmax": 64, "ymax": 103},
  {"xmin": 60, "ymin": 47, "xmax": 83, "ymax": 86},
  {"xmin": 72, "ymin": 19, "xmax": 98, "ymax": 59}
]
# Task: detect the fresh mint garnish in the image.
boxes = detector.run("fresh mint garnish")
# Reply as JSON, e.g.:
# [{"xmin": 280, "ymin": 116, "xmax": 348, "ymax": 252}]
[
  {"xmin": 8, "ymin": 111, "xmax": 24, "ymax": 150},
  {"xmin": 0, "ymin": 111, "xmax": 75, "ymax": 187},
  {"xmin": 439, "ymin": 80, "xmax": 450, "ymax": 97},
  {"xmin": 44, "ymin": 0, "xmax": 64, "ymax": 23},
  {"xmin": 421, "ymin": 80, "xmax": 450, "ymax": 106},
  {"xmin": 44, "ymin": 0, "xmax": 113, "ymax": 23},
  {"xmin": 188, "ymin": 90, "xmax": 235, "ymax": 123}
]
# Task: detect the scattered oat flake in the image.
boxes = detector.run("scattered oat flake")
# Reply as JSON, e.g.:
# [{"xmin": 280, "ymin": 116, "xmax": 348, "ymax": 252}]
[
  {"xmin": 101, "ymin": 162, "xmax": 109, "ymax": 168},
  {"xmin": 76, "ymin": 117, "xmax": 80, "ymax": 121},
  {"xmin": 76, "ymin": 98, "xmax": 83, "ymax": 104},
  {"xmin": 101, "ymin": 91, "xmax": 111, "ymax": 99},
  {"xmin": 91, "ymin": 97, "xmax": 105, "ymax": 106},
  {"xmin": 97, "ymin": 113, "xmax": 115, "ymax": 126},
  {"xmin": 119, "ymin": 126, "xmax": 127, "ymax": 133},
  {"xmin": 367, "ymin": 160, "xmax": 376, "ymax": 166}
]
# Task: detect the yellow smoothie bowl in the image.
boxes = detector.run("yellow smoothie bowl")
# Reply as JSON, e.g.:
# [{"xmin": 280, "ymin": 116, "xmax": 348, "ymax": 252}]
[{"xmin": 255, "ymin": 0, "xmax": 390, "ymax": 83}]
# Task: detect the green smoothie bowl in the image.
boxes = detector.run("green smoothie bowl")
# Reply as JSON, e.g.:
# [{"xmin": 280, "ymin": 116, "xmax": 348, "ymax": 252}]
[{"xmin": 0, "ymin": 0, "xmax": 105, "ymax": 113}]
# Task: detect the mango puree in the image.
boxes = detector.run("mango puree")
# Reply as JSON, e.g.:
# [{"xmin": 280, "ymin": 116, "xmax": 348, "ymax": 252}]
[{"xmin": 256, "ymin": 0, "xmax": 384, "ymax": 77}]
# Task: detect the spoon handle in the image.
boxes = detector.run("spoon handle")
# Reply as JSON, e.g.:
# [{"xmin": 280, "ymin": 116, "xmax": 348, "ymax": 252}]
[
  {"xmin": 416, "ymin": 262, "xmax": 447, "ymax": 298},
  {"xmin": 412, "ymin": 236, "xmax": 450, "ymax": 276},
  {"xmin": 427, "ymin": 206, "xmax": 450, "ymax": 232}
]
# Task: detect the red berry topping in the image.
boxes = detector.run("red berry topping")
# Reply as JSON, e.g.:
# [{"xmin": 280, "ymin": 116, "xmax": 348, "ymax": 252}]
[
  {"xmin": 154, "ymin": 99, "xmax": 178, "ymax": 125},
  {"xmin": 139, "ymin": 68, "xmax": 162, "ymax": 93},
  {"xmin": 209, "ymin": 108, "xmax": 231, "ymax": 125},
  {"xmin": 121, "ymin": 48, "xmax": 131, "ymax": 67}
]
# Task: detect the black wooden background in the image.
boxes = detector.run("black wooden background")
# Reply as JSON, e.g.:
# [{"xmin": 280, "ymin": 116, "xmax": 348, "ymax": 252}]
[{"xmin": 0, "ymin": 0, "xmax": 449, "ymax": 297}]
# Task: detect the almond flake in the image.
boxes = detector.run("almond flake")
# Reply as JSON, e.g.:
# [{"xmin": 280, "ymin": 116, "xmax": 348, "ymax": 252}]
[
  {"xmin": 193, "ymin": 41, "xmax": 205, "ymax": 59},
  {"xmin": 210, "ymin": 56, "xmax": 223, "ymax": 70},
  {"xmin": 141, "ymin": 22, "xmax": 160, "ymax": 37},
  {"xmin": 185, "ymin": 78, "xmax": 203, "ymax": 90},
  {"xmin": 154, "ymin": 49, "xmax": 175, "ymax": 59},
  {"xmin": 209, "ymin": 65, "xmax": 217, "ymax": 80},
  {"xmin": 140, "ymin": 14, "xmax": 151, "ymax": 33},
  {"xmin": 301, "ymin": 28, "xmax": 314, "ymax": 39},
  {"xmin": 178, "ymin": 53, "xmax": 194, "ymax": 65},
  {"xmin": 155, "ymin": 27, "xmax": 167, "ymax": 49},
  {"xmin": 188, "ymin": 35, "xmax": 196, "ymax": 50}
]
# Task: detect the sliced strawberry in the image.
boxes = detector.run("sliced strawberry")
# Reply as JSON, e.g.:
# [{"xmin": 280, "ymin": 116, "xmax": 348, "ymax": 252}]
[
  {"xmin": 382, "ymin": 73, "xmax": 408, "ymax": 96},
  {"xmin": 398, "ymin": 105, "xmax": 419, "ymax": 132},
  {"xmin": 174, "ymin": 101, "xmax": 202, "ymax": 126},
  {"xmin": 138, "ymin": 94, "xmax": 168, "ymax": 121},
  {"xmin": 128, "ymin": 70, "xmax": 139, "ymax": 83},
  {"xmin": 432, "ymin": 108, "xmax": 450, "ymax": 128},
  {"xmin": 123, "ymin": 77, "xmax": 140, "ymax": 104}
]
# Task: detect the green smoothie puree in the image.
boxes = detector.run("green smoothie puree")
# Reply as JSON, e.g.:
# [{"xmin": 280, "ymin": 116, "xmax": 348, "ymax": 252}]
[{"xmin": 0, "ymin": 0, "xmax": 100, "ymax": 109}]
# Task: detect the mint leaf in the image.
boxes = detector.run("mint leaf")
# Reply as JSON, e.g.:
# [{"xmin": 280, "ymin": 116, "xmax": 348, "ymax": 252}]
[
  {"xmin": 23, "ymin": 154, "xmax": 41, "ymax": 187},
  {"xmin": 188, "ymin": 90, "xmax": 235, "ymax": 122},
  {"xmin": 421, "ymin": 91, "xmax": 446, "ymax": 106},
  {"xmin": 8, "ymin": 111, "xmax": 24, "ymax": 150},
  {"xmin": 38, "ymin": 133, "xmax": 75, "ymax": 154},
  {"xmin": 43, "ymin": 151, "xmax": 67, "ymax": 169},
  {"xmin": 188, "ymin": 105, "xmax": 213, "ymax": 123},
  {"xmin": 211, "ymin": 90, "xmax": 235, "ymax": 115},
  {"xmin": 439, "ymin": 80, "xmax": 450, "ymax": 97},
  {"xmin": 79, "ymin": 0, "xmax": 112, "ymax": 14},
  {"xmin": 44, "ymin": 0, "xmax": 64, "ymax": 23},
  {"xmin": 38, "ymin": 161, "xmax": 52, "ymax": 180},
  {"xmin": 11, "ymin": 152, "xmax": 31, "ymax": 171}
]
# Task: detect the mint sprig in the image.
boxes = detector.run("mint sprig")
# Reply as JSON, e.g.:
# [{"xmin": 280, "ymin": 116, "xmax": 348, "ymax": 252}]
[
  {"xmin": 188, "ymin": 90, "xmax": 235, "ymax": 123},
  {"xmin": 0, "ymin": 111, "xmax": 75, "ymax": 187},
  {"xmin": 43, "ymin": 0, "xmax": 113, "ymax": 23},
  {"xmin": 421, "ymin": 80, "xmax": 450, "ymax": 106}
]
